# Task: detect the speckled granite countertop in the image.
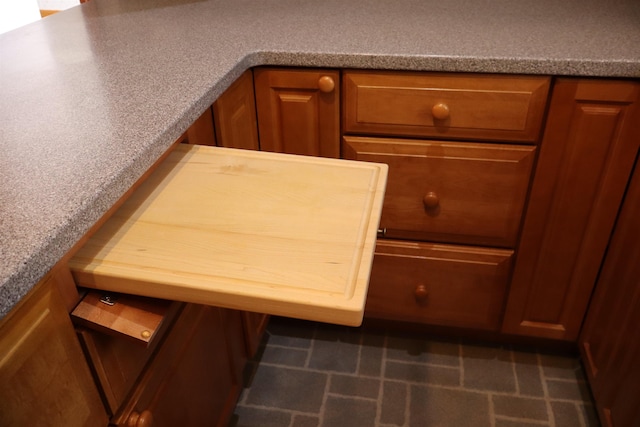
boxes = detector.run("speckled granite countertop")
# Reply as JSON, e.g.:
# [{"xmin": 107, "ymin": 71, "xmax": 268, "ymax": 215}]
[{"xmin": 1, "ymin": 0, "xmax": 639, "ymax": 319}]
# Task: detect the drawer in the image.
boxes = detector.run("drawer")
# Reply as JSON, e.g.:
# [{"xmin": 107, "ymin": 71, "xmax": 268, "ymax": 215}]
[
  {"xmin": 343, "ymin": 136, "xmax": 535, "ymax": 248},
  {"xmin": 72, "ymin": 291, "xmax": 183, "ymax": 415},
  {"xmin": 111, "ymin": 304, "xmax": 238, "ymax": 427},
  {"xmin": 343, "ymin": 71, "xmax": 550, "ymax": 142},
  {"xmin": 365, "ymin": 240, "xmax": 513, "ymax": 330}
]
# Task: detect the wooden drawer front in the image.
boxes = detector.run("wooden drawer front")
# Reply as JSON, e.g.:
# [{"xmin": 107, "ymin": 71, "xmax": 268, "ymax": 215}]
[
  {"xmin": 343, "ymin": 71, "xmax": 550, "ymax": 142},
  {"xmin": 365, "ymin": 240, "xmax": 513, "ymax": 330},
  {"xmin": 72, "ymin": 292, "xmax": 182, "ymax": 415},
  {"xmin": 343, "ymin": 136, "xmax": 535, "ymax": 247}
]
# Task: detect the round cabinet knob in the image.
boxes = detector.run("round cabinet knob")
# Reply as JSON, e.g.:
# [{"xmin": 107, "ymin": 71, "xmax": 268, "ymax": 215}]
[
  {"xmin": 127, "ymin": 410, "xmax": 153, "ymax": 427},
  {"xmin": 318, "ymin": 76, "xmax": 335, "ymax": 93},
  {"xmin": 423, "ymin": 192, "xmax": 440, "ymax": 209},
  {"xmin": 414, "ymin": 284, "xmax": 429, "ymax": 302},
  {"xmin": 431, "ymin": 103, "xmax": 450, "ymax": 120}
]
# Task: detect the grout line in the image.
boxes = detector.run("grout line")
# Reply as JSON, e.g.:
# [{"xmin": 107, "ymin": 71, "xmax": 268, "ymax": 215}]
[
  {"xmin": 376, "ymin": 331, "xmax": 389, "ymax": 427},
  {"xmin": 325, "ymin": 392, "xmax": 380, "ymax": 402},
  {"xmin": 459, "ymin": 341, "xmax": 465, "ymax": 388},
  {"xmin": 403, "ymin": 381, "xmax": 410, "ymax": 427},
  {"xmin": 576, "ymin": 401, "xmax": 587, "ymax": 427},
  {"xmin": 488, "ymin": 392, "xmax": 496, "ymax": 427},
  {"xmin": 316, "ymin": 372, "xmax": 331, "ymax": 427},
  {"xmin": 511, "ymin": 348, "xmax": 521, "ymax": 396},
  {"xmin": 538, "ymin": 351, "xmax": 556, "ymax": 427},
  {"xmin": 236, "ymin": 402, "xmax": 321, "ymax": 423},
  {"xmin": 494, "ymin": 414, "xmax": 549, "ymax": 425}
]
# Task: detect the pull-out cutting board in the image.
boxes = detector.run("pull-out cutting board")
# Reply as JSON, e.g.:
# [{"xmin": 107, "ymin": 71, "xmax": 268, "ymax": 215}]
[{"xmin": 70, "ymin": 145, "xmax": 387, "ymax": 326}]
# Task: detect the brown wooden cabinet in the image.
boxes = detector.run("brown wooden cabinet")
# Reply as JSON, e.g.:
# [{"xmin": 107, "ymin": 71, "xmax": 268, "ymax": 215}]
[
  {"xmin": 254, "ymin": 67, "xmax": 340, "ymax": 158},
  {"xmin": 343, "ymin": 70, "xmax": 549, "ymax": 331},
  {"xmin": 213, "ymin": 70, "xmax": 260, "ymax": 151},
  {"xmin": 110, "ymin": 304, "xmax": 239, "ymax": 427},
  {"xmin": 579, "ymin": 160, "xmax": 640, "ymax": 427},
  {"xmin": 3, "ymin": 66, "xmax": 638, "ymax": 427},
  {"xmin": 0, "ymin": 275, "xmax": 108, "ymax": 427},
  {"xmin": 502, "ymin": 79, "xmax": 640, "ymax": 341},
  {"xmin": 73, "ymin": 291, "xmax": 245, "ymax": 427}
]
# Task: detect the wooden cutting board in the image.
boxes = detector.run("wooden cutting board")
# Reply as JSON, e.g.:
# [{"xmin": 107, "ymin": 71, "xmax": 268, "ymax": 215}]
[{"xmin": 69, "ymin": 144, "xmax": 387, "ymax": 326}]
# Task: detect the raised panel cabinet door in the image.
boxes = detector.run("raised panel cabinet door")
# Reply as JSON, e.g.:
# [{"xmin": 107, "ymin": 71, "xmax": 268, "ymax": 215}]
[
  {"xmin": 213, "ymin": 70, "xmax": 260, "ymax": 150},
  {"xmin": 502, "ymin": 79, "xmax": 640, "ymax": 340},
  {"xmin": 254, "ymin": 67, "xmax": 340, "ymax": 157},
  {"xmin": 580, "ymin": 162, "xmax": 640, "ymax": 427},
  {"xmin": 0, "ymin": 275, "xmax": 108, "ymax": 427}
]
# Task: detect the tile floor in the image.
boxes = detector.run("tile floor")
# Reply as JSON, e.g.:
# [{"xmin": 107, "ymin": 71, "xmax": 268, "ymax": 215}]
[{"xmin": 230, "ymin": 317, "xmax": 599, "ymax": 427}]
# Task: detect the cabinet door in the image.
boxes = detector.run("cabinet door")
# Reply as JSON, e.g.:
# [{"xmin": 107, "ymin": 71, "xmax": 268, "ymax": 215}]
[
  {"xmin": 0, "ymin": 275, "xmax": 108, "ymax": 427},
  {"xmin": 502, "ymin": 79, "xmax": 640, "ymax": 340},
  {"xmin": 213, "ymin": 70, "xmax": 260, "ymax": 150},
  {"xmin": 254, "ymin": 67, "xmax": 340, "ymax": 157},
  {"xmin": 113, "ymin": 304, "xmax": 239, "ymax": 427},
  {"xmin": 580, "ymin": 162, "xmax": 640, "ymax": 427}
]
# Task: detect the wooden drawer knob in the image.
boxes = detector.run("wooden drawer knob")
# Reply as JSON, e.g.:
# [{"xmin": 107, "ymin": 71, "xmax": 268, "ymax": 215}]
[
  {"xmin": 127, "ymin": 410, "xmax": 153, "ymax": 427},
  {"xmin": 318, "ymin": 76, "xmax": 335, "ymax": 93},
  {"xmin": 414, "ymin": 284, "xmax": 429, "ymax": 301},
  {"xmin": 432, "ymin": 103, "xmax": 450, "ymax": 120},
  {"xmin": 423, "ymin": 192, "xmax": 440, "ymax": 209}
]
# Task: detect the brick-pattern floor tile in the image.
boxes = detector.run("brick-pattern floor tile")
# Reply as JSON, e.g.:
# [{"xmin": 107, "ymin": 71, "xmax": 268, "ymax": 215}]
[
  {"xmin": 244, "ymin": 365, "xmax": 327, "ymax": 412},
  {"xmin": 321, "ymin": 396, "xmax": 377, "ymax": 427},
  {"xmin": 386, "ymin": 335, "xmax": 460, "ymax": 367},
  {"xmin": 380, "ymin": 380, "xmax": 407, "ymax": 425},
  {"xmin": 513, "ymin": 350, "xmax": 545, "ymax": 397},
  {"xmin": 410, "ymin": 385, "xmax": 491, "ymax": 427},
  {"xmin": 230, "ymin": 406, "xmax": 291, "ymax": 427},
  {"xmin": 462, "ymin": 344, "xmax": 517, "ymax": 392},
  {"xmin": 492, "ymin": 395, "xmax": 548, "ymax": 421},
  {"xmin": 358, "ymin": 332, "xmax": 385, "ymax": 377},
  {"xmin": 265, "ymin": 318, "xmax": 315, "ymax": 348},
  {"xmin": 309, "ymin": 326, "xmax": 360, "ymax": 373},
  {"xmin": 385, "ymin": 360, "xmax": 460, "ymax": 386},
  {"xmin": 329, "ymin": 374, "xmax": 380, "ymax": 399},
  {"xmin": 551, "ymin": 401, "xmax": 584, "ymax": 427},
  {"xmin": 292, "ymin": 414, "xmax": 319, "ymax": 427},
  {"xmin": 232, "ymin": 317, "xmax": 598, "ymax": 427},
  {"xmin": 260, "ymin": 345, "xmax": 308, "ymax": 367},
  {"xmin": 540, "ymin": 353, "xmax": 586, "ymax": 380},
  {"xmin": 546, "ymin": 379, "xmax": 592, "ymax": 401}
]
